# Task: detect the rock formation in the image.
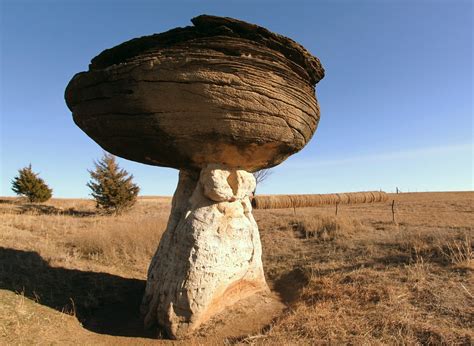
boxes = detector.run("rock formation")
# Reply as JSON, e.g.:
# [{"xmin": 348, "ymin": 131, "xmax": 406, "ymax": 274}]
[
  {"xmin": 65, "ymin": 15, "xmax": 324, "ymax": 172},
  {"xmin": 65, "ymin": 15, "xmax": 324, "ymax": 338}
]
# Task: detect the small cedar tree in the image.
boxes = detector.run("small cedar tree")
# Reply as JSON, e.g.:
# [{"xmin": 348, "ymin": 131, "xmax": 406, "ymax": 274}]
[
  {"xmin": 87, "ymin": 153, "xmax": 140, "ymax": 215},
  {"xmin": 11, "ymin": 164, "xmax": 53, "ymax": 203}
]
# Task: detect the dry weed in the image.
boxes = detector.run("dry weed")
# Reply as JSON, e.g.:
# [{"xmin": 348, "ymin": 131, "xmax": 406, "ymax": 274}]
[
  {"xmin": 438, "ymin": 235, "xmax": 473, "ymax": 267},
  {"xmin": 292, "ymin": 214, "xmax": 365, "ymax": 241},
  {"xmin": 66, "ymin": 215, "xmax": 166, "ymax": 265}
]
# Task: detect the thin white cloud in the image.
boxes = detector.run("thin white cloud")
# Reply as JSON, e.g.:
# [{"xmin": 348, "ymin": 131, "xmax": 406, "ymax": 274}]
[{"xmin": 286, "ymin": 142, "xmax": 473, "ymax": 169}]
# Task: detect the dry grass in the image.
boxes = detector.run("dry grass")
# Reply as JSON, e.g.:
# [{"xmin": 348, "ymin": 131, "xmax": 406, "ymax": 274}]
[
  {"xmin": 65, "ymin": 214, "xmax": 166, "ymax": 268},
  {"xmin": 0, "ymin": 192, "xmax": 473, "ymax": 344},
  {"xmin": 255, "ymin": 192, "xmax": 473, "ymax": 344},
  {"xmin": 292, "ymin": 213, "xmax": 367, "ymax": 240},
  {"xmin": 0, "ymin": 197, "xmax": 169, "ymax": 279}
]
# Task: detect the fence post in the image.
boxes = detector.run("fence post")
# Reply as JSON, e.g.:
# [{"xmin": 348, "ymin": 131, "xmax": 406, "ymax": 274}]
[
  {"xmin": 335, "ymin": 202, "xmax": 339, "ymax": 216},
  {"xmin": 391, "ymin": 200, "xmax": 397, "ymax": 224}
]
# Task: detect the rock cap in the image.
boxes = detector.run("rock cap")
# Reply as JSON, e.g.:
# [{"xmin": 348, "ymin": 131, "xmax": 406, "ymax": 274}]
[{"xmin": 65, "ymin": 15, "xmax": 325, "ymax": 171}]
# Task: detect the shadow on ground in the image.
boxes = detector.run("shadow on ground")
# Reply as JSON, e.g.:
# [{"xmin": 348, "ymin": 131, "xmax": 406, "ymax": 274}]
[
  {"xmin": 0, "ymin": 199, "xmax": 96, "ymax": 217},
  {"xmin": 0, "ymin": 199, "xmax": 17, "ymax": 204},
  {"xmin": 273, "ymin": 267, "xmax": 309, "ymax": 304},
  {"xmin": 0, "ymin": 247, "xmax": 156, "ymax": 339},
  {"xmin": 18, "ymin": 204, "xmax": 96, "ymax": 217}
]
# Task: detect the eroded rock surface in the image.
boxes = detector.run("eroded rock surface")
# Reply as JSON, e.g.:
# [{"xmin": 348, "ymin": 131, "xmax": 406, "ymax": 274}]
[
  {"xmin": 65, "ymin": 15, "xmax": 324, "ymax": 172},
  {"xmin": 141, "ymin": 166, "xmax": 267, "ymax": 338}
]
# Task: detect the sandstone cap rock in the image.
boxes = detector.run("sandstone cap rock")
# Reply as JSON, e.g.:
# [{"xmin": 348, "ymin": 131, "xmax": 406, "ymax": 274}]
[{"xmin": 65, "ymin": 15, "xmax": 325, "ymax": 171}]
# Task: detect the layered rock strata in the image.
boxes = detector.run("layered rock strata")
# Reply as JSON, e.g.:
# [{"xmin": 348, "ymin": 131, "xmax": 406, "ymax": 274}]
[
  {"xmin": 65, "ymin": 15, "xmax": 324, "ymax": 172},
  {"xmin": 141, "ymin": 166, "xmax": 267, "ymax": 338}
]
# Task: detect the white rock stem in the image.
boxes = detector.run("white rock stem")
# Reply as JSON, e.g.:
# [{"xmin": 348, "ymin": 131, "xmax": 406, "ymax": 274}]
[{"xmin": 141, "ymin": 165, "xmax": 268, "ymax": 339}]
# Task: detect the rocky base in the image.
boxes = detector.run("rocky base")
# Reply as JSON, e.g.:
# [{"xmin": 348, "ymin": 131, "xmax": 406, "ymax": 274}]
[{"xmin": 141, "ymin": 165, "xmax": 268, "ymax": 339}]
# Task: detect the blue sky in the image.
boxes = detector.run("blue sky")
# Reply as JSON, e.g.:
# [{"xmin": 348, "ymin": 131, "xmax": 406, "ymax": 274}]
[{"xmin": 1, "ymin": 0, "xmax": 472, "ymax": 197}]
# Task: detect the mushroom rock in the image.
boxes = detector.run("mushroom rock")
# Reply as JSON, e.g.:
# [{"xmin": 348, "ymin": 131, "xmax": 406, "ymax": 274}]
[{"xmin": 65, "ymin": 14, "xmax": 324, "ymax": 338}]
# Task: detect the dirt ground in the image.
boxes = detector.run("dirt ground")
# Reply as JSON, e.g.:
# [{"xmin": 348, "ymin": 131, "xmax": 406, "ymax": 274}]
[{"xmin": 0, "ymin": 191, "xmax": 472, "ymax": 344}]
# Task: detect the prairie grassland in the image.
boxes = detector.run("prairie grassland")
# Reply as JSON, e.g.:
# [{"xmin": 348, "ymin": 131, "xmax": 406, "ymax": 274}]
[
  {"xmin": 256, "ymin": 192, "xmax": 473, "ymax": 344},
  {"xmin": 0, "ymin": 192, "xmax": 472, "ymax": 344},
  {"xmin": 0, "ymin": 197, "xmax": 169, "ymax": 278}
]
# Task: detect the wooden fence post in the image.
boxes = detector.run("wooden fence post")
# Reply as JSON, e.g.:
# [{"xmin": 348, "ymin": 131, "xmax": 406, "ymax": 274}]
[
  {"xmin": 391, "ymin": 200, "xmax": 397, "ymax": 224},
  {"xmin": 335, "ymin": 202, "xmax": 339, "ymax": 216}
]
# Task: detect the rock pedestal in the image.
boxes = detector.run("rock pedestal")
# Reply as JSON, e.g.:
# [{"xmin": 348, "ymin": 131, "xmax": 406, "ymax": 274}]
[{"xmin": 141, "ymin": 165, "xmax": 268, "ymax": 338}]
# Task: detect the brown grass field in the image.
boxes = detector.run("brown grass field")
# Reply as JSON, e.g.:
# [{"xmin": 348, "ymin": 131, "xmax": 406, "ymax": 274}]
[{"xmin": 0, "ymin": 191, "xmax": 472, "ymax": 344}]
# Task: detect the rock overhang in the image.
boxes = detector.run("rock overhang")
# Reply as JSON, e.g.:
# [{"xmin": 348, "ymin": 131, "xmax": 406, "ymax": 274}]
[{"xmin": 65, "ymin": 14, "xmax": 325, "ymax": 172}]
